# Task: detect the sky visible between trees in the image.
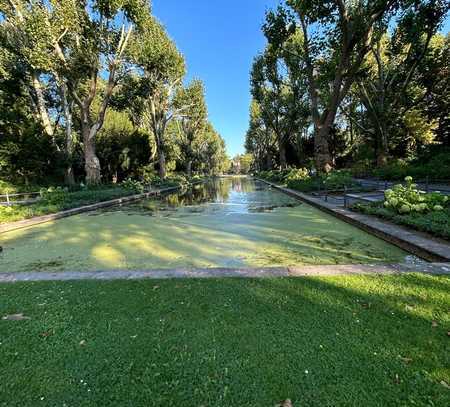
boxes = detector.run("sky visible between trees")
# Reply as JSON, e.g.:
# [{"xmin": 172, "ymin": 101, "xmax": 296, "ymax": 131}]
[
  {"xmin": 153, "ymin": 0, "xmax": 280, "ymax": 157},
  {"xmin": 153, "ymin": 0, "xmax": 449, "ymax": 158}
]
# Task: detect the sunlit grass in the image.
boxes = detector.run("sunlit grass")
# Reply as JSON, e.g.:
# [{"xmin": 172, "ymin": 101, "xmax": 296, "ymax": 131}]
[{"xmin": 0, "ymin": 274, "xmax": 449, "ymax": 406}]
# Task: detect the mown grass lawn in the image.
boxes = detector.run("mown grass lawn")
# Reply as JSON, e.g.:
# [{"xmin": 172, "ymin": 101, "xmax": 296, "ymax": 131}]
[{"xmin": 0, "ymin": 275, "xmax": 449, "ymax": 406}]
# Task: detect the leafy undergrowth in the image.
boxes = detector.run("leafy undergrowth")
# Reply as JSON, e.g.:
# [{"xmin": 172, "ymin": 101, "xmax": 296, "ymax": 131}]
[
  {"xmin": 348, "ymin": 148, "xmax": 450, "ymax": 180},
  {"xmin": 352, "ymin": 202, "xmax": 450, "ymax": 240},
  {"xmin": 257, "ymin": 169, "xmax": 360, "ymax": 193},
  {"xmin": 0, "ymin": 188, "xmax": 135, "ymax": 224},
  {"xmin": 0, "ymin": 275, "xmax": 449, "ymax": 406}
]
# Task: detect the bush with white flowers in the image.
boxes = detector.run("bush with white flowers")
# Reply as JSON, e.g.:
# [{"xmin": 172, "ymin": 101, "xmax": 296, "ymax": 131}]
[{"xmin": 383, "ymin": 176, "xmax": 448, "ymax": 214}]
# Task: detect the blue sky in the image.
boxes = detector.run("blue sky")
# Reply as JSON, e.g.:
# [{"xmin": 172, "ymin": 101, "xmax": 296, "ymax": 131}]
[
  {"xmin": 152, "ymin": 0, "xmax": 280, "ymax": 157},
  {"xmin": 152, "ymin": 1, "xmax": 450, "ymax": 158}
]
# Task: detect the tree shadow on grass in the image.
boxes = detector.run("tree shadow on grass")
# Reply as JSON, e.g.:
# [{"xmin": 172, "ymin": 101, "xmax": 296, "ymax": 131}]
[{"xmin": 207, "ymin": 275, "xmax": 450, "ymax": 406}]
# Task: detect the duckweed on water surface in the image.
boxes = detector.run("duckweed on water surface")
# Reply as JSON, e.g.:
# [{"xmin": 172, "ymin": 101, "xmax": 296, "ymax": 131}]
[{"xmin": 0, "ymin": 178, "xmax": 408, "ymax": 272}]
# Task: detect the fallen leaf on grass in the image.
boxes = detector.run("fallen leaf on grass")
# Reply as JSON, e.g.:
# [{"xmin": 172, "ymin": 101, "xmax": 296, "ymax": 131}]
[
  {"xmin": 79, "ymin": 340, "xmax": 87, "ymax": 346},
  {"xmin": 40, "ymin": 330, "xmax": 53, "ymax": 338},
  {"xmin": 2, "ymin": 314, "xmax": 30, "ymax": 321},
  {"xmin": 399, "ymin": 356, "xmax": 413, "ymax": 364},
  {"xmin": 276, "ymin": 400, "xmax": 293, "ymax": 407},
  {"xmin": 431, "ymin": 321, "xmax": 438, "ymax": 328},
  {"xmin": 153, "ymin": 285, "xmax": 160, "ymax": 291},
  {"xmin": 394, "ymin": 374, "xmax": 400, "ymax": 384}
]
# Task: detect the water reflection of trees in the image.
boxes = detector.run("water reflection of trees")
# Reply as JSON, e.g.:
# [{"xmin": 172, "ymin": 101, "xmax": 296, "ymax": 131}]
[
  {"xmin": 231, "ymin": 177, "xmax": 255, "ymax": 194},
  {"xmin": 122, "ymin": 176, "xmax": 297, "ymax": 215},
  {"xmin": 160, "ymin": 177, "xmax": 257, "ymax": 208},
  {"xmin": 126, "ymin": 177, "xmax": 260, "ymax": 215}
]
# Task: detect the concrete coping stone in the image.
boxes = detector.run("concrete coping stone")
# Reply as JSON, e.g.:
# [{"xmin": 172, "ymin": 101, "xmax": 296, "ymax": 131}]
[{"xmin": 0, "ymin": 263, "xmax": 448, "ymax": 283}]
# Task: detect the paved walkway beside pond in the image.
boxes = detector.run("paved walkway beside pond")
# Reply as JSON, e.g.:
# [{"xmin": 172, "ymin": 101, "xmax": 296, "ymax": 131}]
[
  {"xmin": 0, "ymin": 263, "xmax": 449, "ymax": 283},
  {"xmin": 304, "ymin": 178, "xmax": 450, "ymax": 208}
]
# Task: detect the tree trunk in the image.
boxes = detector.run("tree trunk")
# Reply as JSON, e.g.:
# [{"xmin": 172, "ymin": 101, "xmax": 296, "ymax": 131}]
[
  {"xmin": 65, "ymin": 166, "xmax": 75, "ymax": 186},
  {"xmin": 295, "ymin": 132, "xmax": 304, "ymax": 164},
  {"xmin": 30, "ymin": 71, "xmax": 54, "ymax": 138},
  {"xmin": 349, "ymin": 119, "xmax": 354, "ymax": 145},
  {"xmin": 377, "ymin": 130, "xmax": 389, "ymax": 167},
  {"xmin": 84, "ymin": 142, "xmax": 101, "ymax": 185},
  {"xmin": 266, "ymin": 154, "xmax": 272, "ymax": 170},
  {"xmin": 158, "ymin": 150, "xmax": 166, "ymax": 180},
  {"xmin": 377, "ymin": 151, "xmax": 388, "ymax": 167},
  {"xmin": 83, "ymin": 124, "xmax": 101, "ymax": 185},
  {"xmin": 153, "ymin": 120, "xmax": 167, "ymax": 180},
  {"xmin": 315, "ymin": 125, "xmax": 333, "ymax": 173},
  {"xmin": 278, "ymin": 138, "xmax": 287, "ymax": 169},
  {"xmin": 61, "ymin": 83, "xmax": 75, "ymax": 185}
]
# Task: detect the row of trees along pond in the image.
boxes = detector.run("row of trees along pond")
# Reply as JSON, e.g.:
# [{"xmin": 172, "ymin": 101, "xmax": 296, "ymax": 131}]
[
  {"xmin": 0, "ymin": 0, "xmax": 229, "ymax": 186},
  {"xmin": 245, "ymin": 0, "xmax": 449, "ymax": 175}
]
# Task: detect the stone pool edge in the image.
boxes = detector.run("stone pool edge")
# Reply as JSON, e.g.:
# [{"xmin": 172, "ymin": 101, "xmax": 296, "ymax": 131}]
[
  {"xmin": 256, "ymin": 178, "xmax": 450, "ymax": 262},
  {"xmin": 0, "ymin": 185, "xmax": 187, "ymax": 235},
  {"xmin": 0, "ymin": 263, "xmax": 449, "ymax": 283}
]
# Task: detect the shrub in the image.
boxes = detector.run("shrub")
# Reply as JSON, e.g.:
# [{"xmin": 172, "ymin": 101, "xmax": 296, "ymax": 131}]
[
  {"xmin": 138, "ymin": 165, "xmax": 160, "ymax": 185},
  {"xmin": 370, "ymin": 151, "xmax": 450, "ymax": 181},
  {"xmin": 285, "ymin": 168, "xmax": 310, "ymax": 183},
  {"xmin": 349, "ymin": 160, "xmax": 372, "ymax": 178},
  {"xmin": 40, "ymin": 186, "xmax": 69, "ymax": 205},
  {"xmin": 383, "ymin": 176, "xmax": 448, "ymax": 214},
  {"xmin": 287, "ymin": 177, "xmax": 321, "ymax": 192},
  {"xmin": 260, "ymin": 170, "xmax": 283, "ymax": 182},
  {"xmin": 121, "ymin": 178, "xmax": 145, "ymax": 194},
  {"xmin": 0, "ymin": 180, "xmax": 17, "ymax": 194},
  {"xmin": 323, "ymin": 170, "xmax": 355, "ymax": 189},
  {"xmin": 372, "ymin": 159, "xmax": 409, "ymax": 180},
  {"xmin": 258, "ymin": 168, "xmax": 310, "ymax": 184},
  {"xmin": 259, "ymin": 168, "xmax": 358, "ymax": 193},
  {"xmin": 163, "ymin": 174, "xmax": 188, "ymax": 187},
  {"xmin": 0, "ymin": 180, "xmax": 44, "ymax": 194}
]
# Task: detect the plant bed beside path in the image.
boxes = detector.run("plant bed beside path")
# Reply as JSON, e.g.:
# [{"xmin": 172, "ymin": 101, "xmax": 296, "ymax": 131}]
[
  {"xmin": 352, "ymin": 203, "xmax": 450, "ymax": 241},
  {"xmin": 351, "ymin": 177, "xmax": 450, "ymax": 241}
]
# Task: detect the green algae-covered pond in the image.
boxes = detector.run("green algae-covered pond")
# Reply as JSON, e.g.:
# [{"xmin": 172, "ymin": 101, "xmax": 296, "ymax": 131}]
[{"xmin": 0, "ymin": 177, "xmax": 409, "ymax": 272}]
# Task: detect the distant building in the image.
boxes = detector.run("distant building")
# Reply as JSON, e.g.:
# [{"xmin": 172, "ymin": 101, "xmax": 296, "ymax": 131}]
[{"xmin": 231, "ymin": 158, "xmax": 241, "ymax": 174}]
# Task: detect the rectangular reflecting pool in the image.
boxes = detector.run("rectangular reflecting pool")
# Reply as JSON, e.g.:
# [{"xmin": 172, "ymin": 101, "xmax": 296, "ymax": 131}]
[{"xmin": 0, "ymin": 177, "xmax": 411, "ymax": 272}]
